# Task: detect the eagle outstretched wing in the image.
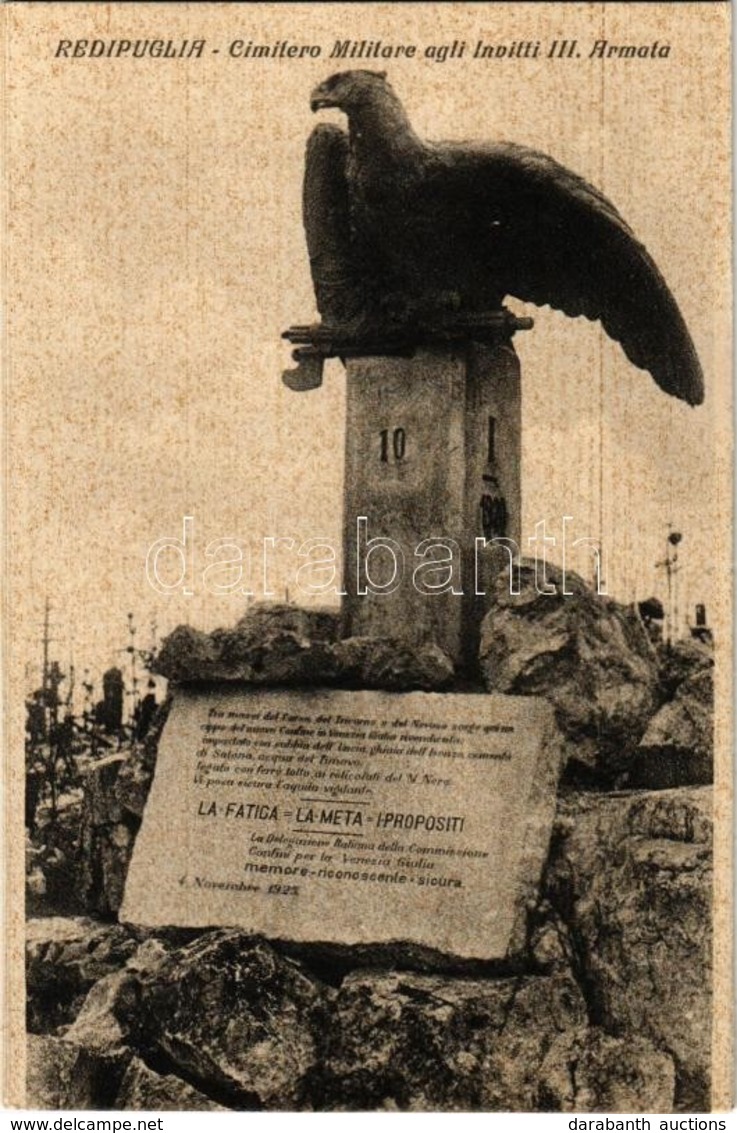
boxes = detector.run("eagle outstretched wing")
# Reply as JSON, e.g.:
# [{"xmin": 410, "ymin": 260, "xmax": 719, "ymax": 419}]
[
  {"xmin": 443, "ymin": 142, "xmax": 703, "ymax": 405},
  {"xmin": 303, "ymin": 71, "xmax": 704, "ymax": 406}
]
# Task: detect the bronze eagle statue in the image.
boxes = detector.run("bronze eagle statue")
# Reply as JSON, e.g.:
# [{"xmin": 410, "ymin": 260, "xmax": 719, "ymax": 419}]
[{"xmin": 302, "ymin": 69, "xmax": 703, "ymax": 406}]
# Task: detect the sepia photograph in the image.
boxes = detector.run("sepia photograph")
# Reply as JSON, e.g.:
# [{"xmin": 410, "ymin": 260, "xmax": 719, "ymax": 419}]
[{"xmin": 3, "ymin": 0, "xmax": 732, "ymax": 1117}]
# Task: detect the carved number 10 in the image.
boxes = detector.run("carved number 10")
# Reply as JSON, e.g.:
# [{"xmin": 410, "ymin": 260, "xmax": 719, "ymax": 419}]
[{"xmin": 380, "ymin": 427, "xmax": 406, "ymax": 463}]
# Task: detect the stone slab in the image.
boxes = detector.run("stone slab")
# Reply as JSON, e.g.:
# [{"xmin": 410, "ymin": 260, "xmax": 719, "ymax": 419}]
[
  {"xmin": 120, "ymin": 687, "xmax": 561, "ymax": 960},
  {"xmin": 342, "ymin": 344, "xmax": 521, "ymax": 669}
]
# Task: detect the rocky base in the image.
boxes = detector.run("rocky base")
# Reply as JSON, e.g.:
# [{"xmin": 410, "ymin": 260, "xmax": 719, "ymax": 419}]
[
  {"xmin": 154, "ymin": 604, "xmax": 454, "ymax": 691},
  {"xmin": 480, "ymin": 562, "xmax": 714, "ymax": 786},
  {"xmin": 25, "ymin": 595, "xmax": 715, "ymax": 1111},
  {"xmin": 26, "ymin": 786, "xmax": 711, "ymax": 1112}
]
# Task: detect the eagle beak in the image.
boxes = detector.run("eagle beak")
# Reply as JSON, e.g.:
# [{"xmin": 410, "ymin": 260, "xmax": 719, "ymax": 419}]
[{"xmin": 310, "ymin": 86, "xmax": 334, "ymax": 112}]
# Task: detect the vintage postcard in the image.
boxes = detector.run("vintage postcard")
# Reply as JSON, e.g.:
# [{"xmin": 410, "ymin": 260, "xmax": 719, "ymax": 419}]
[{"xmin": 3, "ymin": 0, "xmax": 732, "ymax": 1116}]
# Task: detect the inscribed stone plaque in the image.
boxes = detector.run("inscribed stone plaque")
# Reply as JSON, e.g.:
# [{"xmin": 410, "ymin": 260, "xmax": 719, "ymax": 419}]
[{"xmin": 121, "ymin": 687, "xmax": 562, "ymax": 960}]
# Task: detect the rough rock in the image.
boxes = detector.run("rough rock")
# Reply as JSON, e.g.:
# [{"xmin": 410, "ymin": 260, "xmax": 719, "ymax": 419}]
[
  {"xmin": 115, "ymin": 1056, "xmax": 230, "ymax": 1111},
  {"xmin": 138, "ymin": 933, "xmax": 330, "ymax": 1109},
  {"xmin": 546, "ymin": 787, "xmax": 712, "ymax": 1110},
  {"xmin": 313, "ymin": 970, "xmax": 587, "ymax": 1111},
  {"xmin": 63, "ymin": 938, "xmax": 171, "ymax": 1054},
  {"xmin": 527, "ymin": 903, "xmax": 577, "ymax": 972},
  {"xmin": 154, "ymin": 624, "xmax": 221, "ymax": 680},
  {"xmin": 155, "ymin": 622, "xmax": 334, "ymax": 684},
  {"xmin": 27, "ymin": 794, "xmax": 85, "ymax": 916},
  {"xmin": 539, "ymin": 1028, "xmax": 676, "ymax": 1112},
  {"xmin": 115, "ymin": 745, "xmax": 157, "ymax": 819},
  {"xmin": 26, "ymin": 794, "xmax": 83, "ymax": 917},
  {"xmin": 76, "ymin": 706, "xmax": 168, "ymax": 914},
  {"xmin": 217, "ymin": 627, "xmax": 337, "ymax": 682},
  {"xmin": 629, "ymin": 668, "xmax": 713, "ymax": 787},
  {"xmin": 64, "ymin": 970, "xmax": 139, "ymax": 1053},
  {"xmin": 78, "ymin": 755, "xmax": 142, "ymax": 915},
  {"xmin": 81, "ymin": 754, "xmax": 128, "ymax": 828},
  {"xmin": 479, "ymin": 561, "xmax": 660, "ymax": 774},
  {"xmin": 126, "ymin": 936, "xmax": 171, "ymax": 975},
  {"xmin": 233, "ymin": 602, "xmax": 341, "ymax": 643},
  {"xmin": 155, "ymin": 612, "xmax": 455, "ymax": 691},
  {"xmin": 26, "ymin": 1033, "xmax": 130, "ymax": 1109},
  {"xmin": 25, "ymin": 840, "xmax": 48, "ymax": 909},
  {"xmin": 657, "ymin": 637, "xmax": 714, "ymax": 700},
  {"xmin": 330, "ymin": 637, "xmax": 454, "ymax": 690},
  {"xmin": 26, "ymin": 917, "xmax": 138, "ymax": 1034}
]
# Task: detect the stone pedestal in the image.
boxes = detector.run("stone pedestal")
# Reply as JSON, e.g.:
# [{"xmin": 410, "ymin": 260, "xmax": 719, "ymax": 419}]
[{"xmin": 341, "ymin": 342, "xmax": 521, "ymax": 670}]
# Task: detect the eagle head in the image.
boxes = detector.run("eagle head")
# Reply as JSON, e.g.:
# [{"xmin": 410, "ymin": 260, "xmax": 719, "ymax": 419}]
[{"xmin": 310, "ymin": 70, "xmax": 389, "ymax": 112}]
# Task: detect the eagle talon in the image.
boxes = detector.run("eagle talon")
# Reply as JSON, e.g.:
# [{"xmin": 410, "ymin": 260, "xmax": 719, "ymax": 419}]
[{"xmin": 378, "ymin": 289, "xmax": 463, "ymax": 326}]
